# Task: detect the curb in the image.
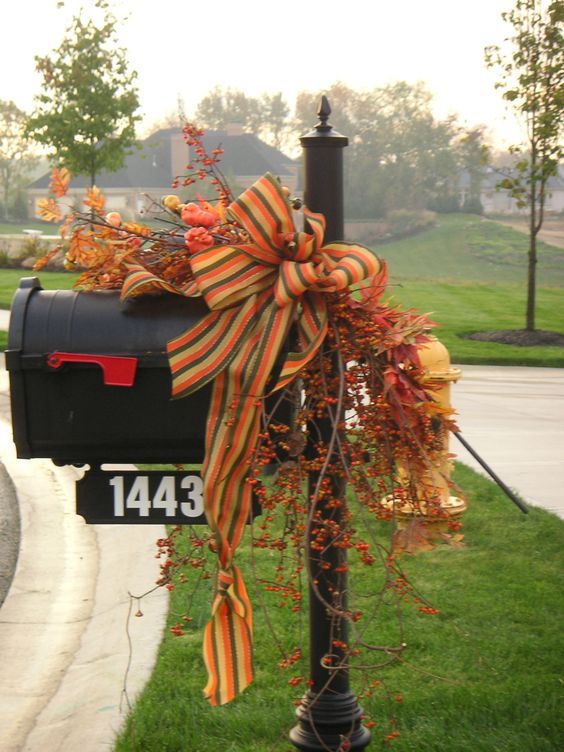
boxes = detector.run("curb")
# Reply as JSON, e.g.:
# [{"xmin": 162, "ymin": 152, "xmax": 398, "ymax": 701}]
[{"xmin": 0, "ymin": 460, "xmax": 20, "ymax": 608}]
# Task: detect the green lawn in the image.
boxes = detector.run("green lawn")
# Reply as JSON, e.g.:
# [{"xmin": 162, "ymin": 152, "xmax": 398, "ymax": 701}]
[
  {"xmin": 0, "ymin": 270, "xmax": 78, "ymax": 351},
  {"xmin": 1, "ymin": 218, "xmax": 562, "ymax": 750},
  {"xmin": 389, "ymin": 281, "xmax": 564, "ymax": 367},
  {"xmin": 112, "ymin": 217, "xmax": 563, "ymax": 748},
  {"xmin": 377, "ymin": 214, "xmax": 564, "ymax": 367},
  {"xmin": 380, "ymin": 213, "xmax": 564, "ymax": 286},
  {"xmin": 0, "ymin": 221, "xmax": 59, "ymax": 235},
  {"xmin": 114, "ymin": 464, "xmax": 564, "ymax": 752},
  {"xmin": 0, "ymin": 268, "xmax": 77, "ymax": 306}
]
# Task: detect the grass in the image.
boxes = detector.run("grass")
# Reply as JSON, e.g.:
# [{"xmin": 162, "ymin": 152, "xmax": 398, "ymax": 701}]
[
  {"xmin": 0, "ymin": 220, "xmax": 59, "ymax": 235},
  {"xmin": 0, "ymin": 269, "xmax": 78, "ymax": 350},
  {"xmin": 114, "ymin": 464, "xmax": 564, "ymax": 752},
  {"xmin": 111, "ymin": 215, "xmax": 564, "ymax": 749},
  {"xmin": 1, "ymin": 217, "xmax": 561, "ymax": 748},
  {"xmin": 375, "ymin": 214, "xmax": 564, "ymax": 367},
  {"xmin": 389, "ymin": 281, "xmax": 564, "ymax": 367},
  {"xmin": 380, "ymin": 213, "xmax": 564, "ymax": 286},
  {"xmin": 0, "ymin": 268, "xmax": 77, "ymax": 305}
]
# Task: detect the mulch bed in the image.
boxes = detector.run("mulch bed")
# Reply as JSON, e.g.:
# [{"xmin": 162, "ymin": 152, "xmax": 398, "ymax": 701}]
[{"xmin": 465, "ymin": 329, "xmax": 564, "ymax": 347}]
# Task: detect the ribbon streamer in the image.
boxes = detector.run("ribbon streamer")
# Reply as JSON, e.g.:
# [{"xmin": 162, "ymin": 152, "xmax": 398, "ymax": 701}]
[{"xmin": 123, "ymin": 172, "xmax": 381, "ymax": 705}]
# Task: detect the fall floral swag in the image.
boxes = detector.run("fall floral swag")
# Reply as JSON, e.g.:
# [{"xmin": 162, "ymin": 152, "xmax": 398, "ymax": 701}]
[{"xmin": 36, "ymin": 127, "xmax": 461, "ymax": 709}]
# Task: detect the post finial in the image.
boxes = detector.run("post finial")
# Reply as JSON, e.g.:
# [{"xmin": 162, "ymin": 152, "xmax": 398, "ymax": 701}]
[
  {"xmin": 316, "ymin": 95, "xmax": 332, "ymax": 132},
  {"xmin": 300, "ymin": 95, "xmax": 347, "ymax": 146}
]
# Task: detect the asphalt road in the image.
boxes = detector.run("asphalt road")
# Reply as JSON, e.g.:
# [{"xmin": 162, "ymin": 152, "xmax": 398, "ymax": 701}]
[{"xmin": 451, "ymin": 364, "xmax": 564, "ymax": 519}]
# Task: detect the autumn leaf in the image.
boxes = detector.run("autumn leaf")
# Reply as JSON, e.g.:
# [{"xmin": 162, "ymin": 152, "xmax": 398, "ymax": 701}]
[
  {"xmin": 349, "ymin": 262, "xmax": 389, "ymax": 310},
  {"xmin": 35, "ymin": 197, "xmax": 61, "ymax": 223},
  {"xmin": 58, "ymin": 212, "xmax": 74, "ymax": 239},
  {"xmin": 391, "ymin": 518, "xmax": 436, "ymax": 556},
  {"xmin": 33, "ymin": 245, "xmax": 63, "ymax": 271},
  {"xmin": 67, "ymin": 229, "xmax": 110, "ymax": 268},
  {"xmin": 439, "ymin": 532, "xmax": 465, "ymax": 549},
  {"xmin": 122, "ymin": 221, "xmax": 152, "ymax": 237},
  {"xmin": 93, "ymin": 223, "xmax": 124, "ymax": 241},
  {"xmin": 83, "ymin": 186, "xmax": 105, "ymax": 214},
  {"xmin": 49, "ymin": 167, "xmax": 71, "ymax": 198}
]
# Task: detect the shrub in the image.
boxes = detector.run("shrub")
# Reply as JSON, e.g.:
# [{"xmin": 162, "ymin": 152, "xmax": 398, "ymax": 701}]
[
  {"xmin": 461, "ymin": 197, "xmax": 484, "ymax": 215},
  {"xmin": 385, "ymin": 209, "xmax": 437, "ymax": 238},
  {"xmin": 9, "ymin": 191, "xmax": 29, "ymax": 221},
  {"xmin": 0, "ymin": 241, "xmax": 11, "ymax": 268},
  {"xmin": 18, "ymin": 236, "xmax": 48, "ymax": 261},
  {"xmin": 427, "ymin": 194, "xmax": 461, "ymax": 213}
]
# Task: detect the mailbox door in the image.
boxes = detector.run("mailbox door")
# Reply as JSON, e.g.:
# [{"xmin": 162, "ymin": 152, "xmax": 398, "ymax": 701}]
[{"xmin": 6, "ymin": 278, "xmax": 211, "ymax": 464}]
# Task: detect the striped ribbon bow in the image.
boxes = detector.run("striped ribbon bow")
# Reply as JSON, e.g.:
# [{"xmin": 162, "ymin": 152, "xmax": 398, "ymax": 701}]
[{"xmin": 123, "ymin": 172, "xmax": 381, "ymax": 705}]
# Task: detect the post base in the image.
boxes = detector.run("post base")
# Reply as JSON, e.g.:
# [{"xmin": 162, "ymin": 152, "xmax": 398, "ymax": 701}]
[{"xmin": 289, "ymin": 689, "xmax": 371, "ymax": 751}]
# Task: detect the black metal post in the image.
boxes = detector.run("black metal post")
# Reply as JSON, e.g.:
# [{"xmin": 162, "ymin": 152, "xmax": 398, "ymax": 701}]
[{"xmin": 289, "ymin": 97, "xmax": 371, "ymax": 751}]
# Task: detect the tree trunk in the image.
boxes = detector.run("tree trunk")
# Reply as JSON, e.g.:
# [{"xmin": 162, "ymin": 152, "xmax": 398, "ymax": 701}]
[
  {"xmin": 2, "ymin": 169, "xmax": 11, "ymax": 221},
  {"xmin": 526, "ymin": 190, "xmax": 537, "ymax": 332}
]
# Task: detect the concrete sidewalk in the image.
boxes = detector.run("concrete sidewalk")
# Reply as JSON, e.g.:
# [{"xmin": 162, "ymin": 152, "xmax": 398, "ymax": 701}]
[{"xmin": 0, "ymin": 364, "xmax": 169, "ymax": 752}]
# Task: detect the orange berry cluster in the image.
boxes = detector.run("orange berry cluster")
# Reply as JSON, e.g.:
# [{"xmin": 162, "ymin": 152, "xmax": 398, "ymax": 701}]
[{"xmin": 175, "ymin": 122, "xmax": 231, "ymax": 206}]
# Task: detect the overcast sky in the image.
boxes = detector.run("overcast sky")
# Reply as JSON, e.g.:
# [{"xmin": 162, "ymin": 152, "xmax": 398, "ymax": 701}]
[{"xmin": 2, "ymin": 0, "xmax": 524, "ymax": 148}]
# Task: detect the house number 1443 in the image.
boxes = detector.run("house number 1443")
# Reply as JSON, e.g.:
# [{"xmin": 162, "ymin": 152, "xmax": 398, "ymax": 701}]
[{"xmin": 109, "ymin": 475, "xmax": 204, "ymax": 518}]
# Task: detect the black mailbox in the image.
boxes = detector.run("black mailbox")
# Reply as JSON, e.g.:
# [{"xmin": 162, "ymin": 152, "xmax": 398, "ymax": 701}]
[{"xmin": 5, "ymin": 277, "xmax": 212, "ymax": 465}]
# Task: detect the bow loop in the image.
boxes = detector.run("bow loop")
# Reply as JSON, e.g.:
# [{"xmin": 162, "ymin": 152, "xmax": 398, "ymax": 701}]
[
  {"xmin": 274, "ymin": 259, "xmax": 321, "ymax": 307},
  {"xmin": 189, "ymin": 244, "xmax": 275, "ymax": 311},
  {"xmin": 228, "ymin": 172, "xmax": 294, "ymax": 254}
]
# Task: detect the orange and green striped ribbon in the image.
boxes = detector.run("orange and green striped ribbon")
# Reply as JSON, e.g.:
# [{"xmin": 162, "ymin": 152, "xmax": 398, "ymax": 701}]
[
  {"xmin": 122, "ymin": 172, "xmax": 381, "ymax": 705},
  {"xmin": 119, "ymin": 260, "xmax": 199, "ymax": 300}
]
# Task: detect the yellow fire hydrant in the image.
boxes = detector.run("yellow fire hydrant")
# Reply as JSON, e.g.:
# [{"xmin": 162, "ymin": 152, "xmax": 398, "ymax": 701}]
[{"xmin": 384, "ymin": 334, "xmax": 467, "ymax": 537}]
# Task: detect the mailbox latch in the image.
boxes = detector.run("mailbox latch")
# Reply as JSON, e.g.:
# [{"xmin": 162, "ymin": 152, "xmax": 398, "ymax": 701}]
[{"xmin": 46, "ymin": 352, "xmax": 138, "ymax": 387}]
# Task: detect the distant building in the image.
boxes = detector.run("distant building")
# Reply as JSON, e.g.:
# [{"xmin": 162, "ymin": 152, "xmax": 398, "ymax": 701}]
[
  {"xmin": 478, "ymin": 165, "xmax": 564, "ymax": 215},
  {"xmin": 27, "ymin": 125, "xmax": 298, "ymax": 219}
]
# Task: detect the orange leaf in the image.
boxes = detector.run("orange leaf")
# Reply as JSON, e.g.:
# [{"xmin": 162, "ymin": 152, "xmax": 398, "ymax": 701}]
[
  {"xmin": 58, "ymin": 213, "xmax": 74, "ymax": 239},
  {"xmin": 83, "ymin": 186, "xmax": 105, "ymax": 214},
  {"xmin": 33, "ymin": 245, "xmax": 63, "ymax": 271},
  {"xmin": 122, "ymin": 222, "xmax": 152, "ymax": 237},
  {"xmin": 67, "ymin": 229, "xmax": 110, "ymax": 268},
  {"xmin": 391, "ymin": 518, "xmax": 436, "ymax": 556},
  {"xmin": 439, "ymin": 532, "xmax": 465, "ymax": 549},
  {"xmin": 35, "ymin": 197, "xmax": 61, "ymax": 223},
  {"xmin": 49, "ymin": 167, "xmax": 71, "ymax": 198}
]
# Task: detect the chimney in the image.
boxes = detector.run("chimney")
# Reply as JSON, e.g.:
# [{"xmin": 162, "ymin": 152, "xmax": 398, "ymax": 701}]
[
  {"xmin": 225, "ymin": 122, "xmax": 245, "ymax": 137},
  {"xmin": 170, "ymin": 131, "xmax": 188, "ymax": 182}
]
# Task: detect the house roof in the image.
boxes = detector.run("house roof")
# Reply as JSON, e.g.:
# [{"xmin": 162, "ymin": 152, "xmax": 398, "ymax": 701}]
[{"xmin": 28, "ymin": 128, "xmax": 297, "ymax": 191}]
